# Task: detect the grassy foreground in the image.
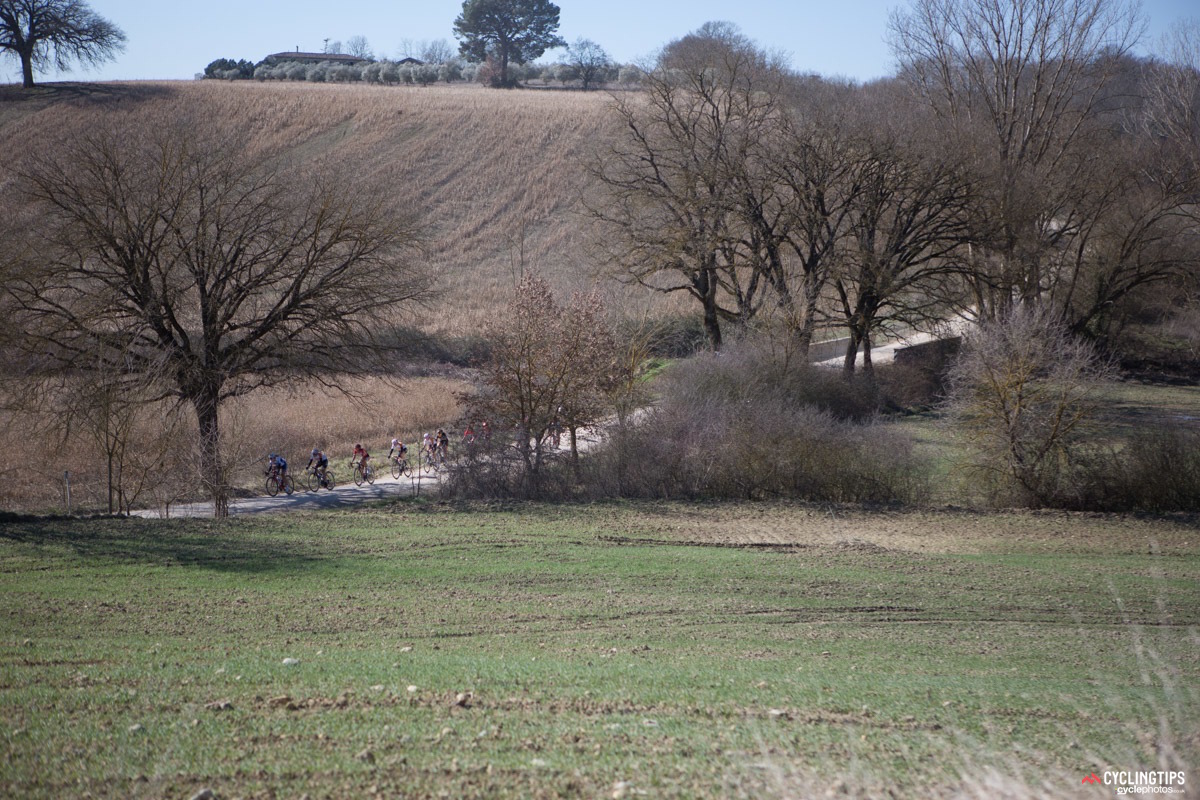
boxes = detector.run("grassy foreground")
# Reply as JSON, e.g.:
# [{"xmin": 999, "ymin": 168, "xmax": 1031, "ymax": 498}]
[{"xmin": 1, "ymin": 502, "xmax": 1197, "ymax": 799}]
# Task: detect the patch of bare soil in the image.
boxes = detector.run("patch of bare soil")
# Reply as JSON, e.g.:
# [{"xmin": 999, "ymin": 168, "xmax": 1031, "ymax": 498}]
[{"xmin": 594, "ymin": 502, "xmax": 1199, "ymax": 555}]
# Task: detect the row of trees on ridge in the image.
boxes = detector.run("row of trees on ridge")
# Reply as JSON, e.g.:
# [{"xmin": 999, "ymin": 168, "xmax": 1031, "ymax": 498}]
[{"xmin": 592, "ymin": 11, "xmax": 1200, "ymax": 374}]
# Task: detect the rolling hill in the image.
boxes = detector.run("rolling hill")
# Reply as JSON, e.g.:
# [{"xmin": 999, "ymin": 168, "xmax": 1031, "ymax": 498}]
[{"xmin": 0, "ymin": 80, "xmax": 631, "ymax": 336}]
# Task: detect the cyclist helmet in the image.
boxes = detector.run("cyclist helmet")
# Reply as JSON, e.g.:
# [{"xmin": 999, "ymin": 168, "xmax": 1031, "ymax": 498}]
[{"xmin": 311, "ymin": 448, "xmax": 320, "ymax": 456}]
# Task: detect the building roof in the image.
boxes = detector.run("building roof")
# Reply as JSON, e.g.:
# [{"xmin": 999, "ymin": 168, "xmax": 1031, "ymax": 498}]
[{"xmin": 265, "ymin": 52, "xmax": 368, "ymax": 65}]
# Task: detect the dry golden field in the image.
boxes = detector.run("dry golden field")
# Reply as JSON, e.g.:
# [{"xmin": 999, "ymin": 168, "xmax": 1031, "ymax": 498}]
[{"xmin": 0, "ymin": 80, "xmax": 640, "ymax": 334}]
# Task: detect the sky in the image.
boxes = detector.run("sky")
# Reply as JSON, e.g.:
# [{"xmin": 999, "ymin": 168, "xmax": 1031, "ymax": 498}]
[{"xmin": 2, "ymin": 0, "xmax": 1196, "ymax": 86}]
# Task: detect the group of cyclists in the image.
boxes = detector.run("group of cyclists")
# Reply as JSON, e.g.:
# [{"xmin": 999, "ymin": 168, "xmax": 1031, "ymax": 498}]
[{"xmin": 264, "ymin": 425, "xmax": 475, "ymax": 494}]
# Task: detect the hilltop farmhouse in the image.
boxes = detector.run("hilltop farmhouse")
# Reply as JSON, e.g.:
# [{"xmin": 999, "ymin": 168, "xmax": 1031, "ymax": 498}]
[{"xmin": 262, "ymin": 50, "xmax": 424, "ymax": 67}]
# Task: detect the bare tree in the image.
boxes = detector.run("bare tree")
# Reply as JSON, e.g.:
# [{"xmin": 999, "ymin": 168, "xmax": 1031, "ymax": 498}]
[
  {"xmin": 944, "ymin": 306, "xmax": 1116, "ymax": 506},
  {"xmin": 3, "ymin": 118, "xmax": 429, "ymax": 517},
  {"xmin": 742, "ymin": 88, "xmax": 872, "ymax": 358},
  {"xmin": 345, "ymin": 35, "xmax": 373, "ymax": 60},
  {"xmin": 421, "ymin": 38, "xmax": 455, "ymax": 64},
  {"xmin": 560, "ymin": 37, "xmax": 612, "ymax": 90},
  {"xmin": 832, "ymin": 115, "xmax": 975, "ymax": 376},
  {"xmin": 1048, "ymin": 123, "xmax": 1199, "ymax": 342},
  {"xmin": 889, "ymin": 0, "xmax": 1144, "ymax": 317},
  {"xmin": 396, "ymin": 38, "xmax": 418, "ymax": 60},
  {"xmin": 590, "ymin": 24, "xmax": 788, "ymax": 349},
  {"xmin": 0, "ymin": 0, "xmax": 124, "ymax": 88},
  {"xmin": 1147, "ymin": 19, "xmax": 1200, "ymax": 170},
  {"xmin": 466, "ymin": 274, "xmax": 613, "ymax": 487}
]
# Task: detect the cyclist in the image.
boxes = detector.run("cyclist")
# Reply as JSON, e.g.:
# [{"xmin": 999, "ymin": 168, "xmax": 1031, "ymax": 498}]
[
  {"xmin": 388, "ymin": 437, "xmax": 408, "ymax": 466},
  {"xmin": 352, "ymin": 443, "xmax": 371, "ymax": 476},
  {"xmin": 436, "ymin": 428, "xmax": 449, "ymax": 458},
  {"xmin": 268, "ymin": 453, "xmax": 288, "ymax": 483},
  {"xmin": 462, "ymin": 423, "xmax": 476, "ymax": 444},
  {"xmin": 307, "ymin": 447, "xmax": 329, "ymax": 485},
  {"xmin": 422, "ymin": 432, "xmax": 435, "ymax": 459}
]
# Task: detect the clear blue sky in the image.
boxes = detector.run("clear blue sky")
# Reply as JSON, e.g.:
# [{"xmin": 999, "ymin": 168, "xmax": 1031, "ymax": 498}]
[{"xmin": 2, "ymin": 0, "xmax": 1196, "ymax": 85}]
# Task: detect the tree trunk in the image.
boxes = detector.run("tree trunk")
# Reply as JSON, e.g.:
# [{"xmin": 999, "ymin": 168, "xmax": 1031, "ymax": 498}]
[
  {"xmin": 843, "ymin": 330, "xmax": 861, "ymax": 375},
  {"xmin": 106, "ymin": 449, "xmax": 115, "ymax": 514},
  {"xmin": 192, "ymin": 388, "xmax": 228, "ymax": 518},
  {"xmin": 568, "ymin": 425, "xmax": 581, "ymax": 481},
  {"xmin": 20, "ymin": 50, "xmax": 35, "ymax": 89},
  {"xmin": 861, "ymin": 328, "xmax": 874, "ymax": 378},
  {"xmin": 703, "ymin": 300, "xmax": 722, "ymax": 351}
]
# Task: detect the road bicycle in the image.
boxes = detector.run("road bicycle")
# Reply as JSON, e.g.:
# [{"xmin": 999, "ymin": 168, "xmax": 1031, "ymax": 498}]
[
  {"xmin": 304, "ymin": 465, "xmax": 336, "ymax": 491},
  {"xmin": 264, "ymin": 467, "xmax": 295, "ymax": 497},
  {"xmin": 352, "ymin": 460, "xmax": 376, "ymax": 487},
  {"xmin": 420, "ymin": 444, "xmax": 446, "ymax": 474},
  {"xmin": 390, "ymin": 452, "xmax": 412, "ymax": 479}
]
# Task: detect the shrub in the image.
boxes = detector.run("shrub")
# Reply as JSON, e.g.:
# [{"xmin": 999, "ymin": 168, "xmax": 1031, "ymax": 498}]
[
  {"xmin": 944, "ymin": 307, "xmax": 1116, "ymax": 508},
  {"xmin": 446, "ymin": 339, "xmax": 928, "ymax": 504},
  {"xmin": 1073, "ymin": 425, "xmax": 1200, "ymax": 512},
  {"xmin": 617, "ymin": 66, "xmax": 643, "ymax": 86},
  {"xmin": 663, "ymin": 343, "xmax": 881, "ymax": 423},
  {"xmin": 583, "ymin": 347, "xmax": 925, "ymax": 502},
  {"xmin": 415, "ymin": 64, "xmax": 439, "ymax": 86}
]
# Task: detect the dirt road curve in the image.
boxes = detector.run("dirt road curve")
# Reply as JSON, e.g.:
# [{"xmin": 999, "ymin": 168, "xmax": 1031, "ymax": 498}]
[{"xmin": 131, "ymin": 470, "xmax": 439, "ymax": 519}]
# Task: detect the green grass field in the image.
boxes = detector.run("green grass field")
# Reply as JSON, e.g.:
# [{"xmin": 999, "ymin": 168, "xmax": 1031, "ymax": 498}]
[{"xmin": 2, "ymin": 502, "xmax": 1197, "ymax": 799}]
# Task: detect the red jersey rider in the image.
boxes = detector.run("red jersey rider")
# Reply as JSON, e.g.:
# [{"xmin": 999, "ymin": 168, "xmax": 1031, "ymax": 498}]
[{"xmin": 352, "ymin": 443, "xmax": 370, "ymax": 474}]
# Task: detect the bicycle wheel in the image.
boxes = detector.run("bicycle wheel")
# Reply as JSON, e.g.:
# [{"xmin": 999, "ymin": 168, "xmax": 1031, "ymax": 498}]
[
  {"xmin": 304, "ymin": 470, "xmax": 318, "ymax": 492},
  {"xmin": 283, "ymin": 475, "xmax": 294, "ymax": 495},
  {"xmin": 265, "ymin": 476, "xmax": 279, "ymax": 497},
  {"xmin": 400, "ymin": 460, "xmax": 412, "ymax": 478},
  {"xmin": 391, "ymin": 458, "xmax": 401, "ymax": 479},
  {"xmin": 365, "ymin": 465, "xmax": 376, "ymax": 485},
  {"xmin": 353, "ymin": 465, "xmax": 364, "ymax": 487},
  {"xmin": 323, "ymin": 470, "xmax": 336, "ymax": 490}
]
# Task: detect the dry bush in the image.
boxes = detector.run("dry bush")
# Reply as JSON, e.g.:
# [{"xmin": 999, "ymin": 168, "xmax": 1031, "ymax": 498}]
[
  {"xmin": 1074, "ymin": 425, "xmax": 1200, "ymax": 512},
  {"xmin": 661, "ymin": 343, "xmax": 883, "ymax": 422},
  {"xmin": 0, "ymin": 399, "xmax": 194, "ymax": 515},
  {"xmin": 944, "ymin": 308, "xmax": 1117, "ymax": 508},
  {"xmin": 591, "ymin": 397, "xmax": 926, "ymax": 504},
  {"xmin": 441, "ymin": 431, "xmax": 578, "ymax": 500},
  {"xmin": 443, "ymin": 339, "xmax": 927, "ymax": 503},
  {"xmin": 585, "ymin": 345, "xmax": 928, "ymax": 503}
]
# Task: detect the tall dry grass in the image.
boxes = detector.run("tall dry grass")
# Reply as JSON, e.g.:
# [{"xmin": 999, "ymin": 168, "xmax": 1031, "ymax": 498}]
[
  {"xmin": 226, "ymin": 374, "xmax": 469, "ymax": 471},
  {"xmin": 0, "ymin": 375, "xmax": 468, "ymax": 513}
]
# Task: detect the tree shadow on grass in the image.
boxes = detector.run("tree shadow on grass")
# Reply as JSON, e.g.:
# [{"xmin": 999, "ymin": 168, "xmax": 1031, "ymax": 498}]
[
  {"xmin": 0, "ymin": 81, "xmax": 177, "ymax": 105},
  {"xmin": 0, "ymin": 512, "xmax": 324, "ymax": 574}
]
